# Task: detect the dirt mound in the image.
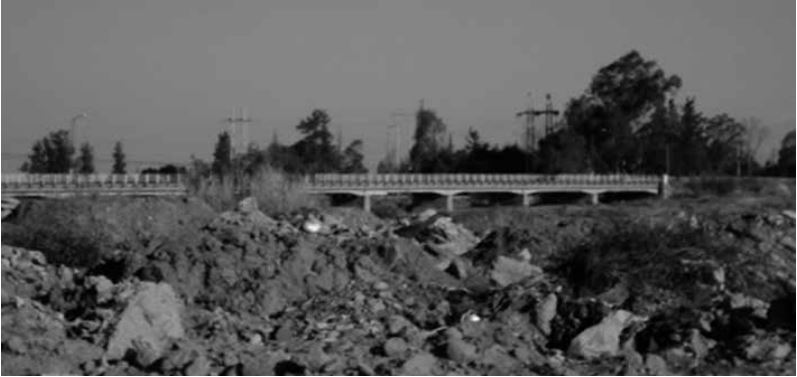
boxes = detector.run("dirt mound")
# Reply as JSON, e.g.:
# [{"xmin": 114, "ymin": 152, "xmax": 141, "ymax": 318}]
[{"xmin": 2, "ymin": 195, "xmax": 794, "ymax": 375}]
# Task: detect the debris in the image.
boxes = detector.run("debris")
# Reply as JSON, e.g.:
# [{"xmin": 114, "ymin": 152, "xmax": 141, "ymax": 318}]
[
  {"xmin": 105, "ymin": 282, "xmax": 185, "ymax": 363},
  {"xmin": 400, "ymin": 352, "xmax": 438, "ymax": 376},
  {"xmin": 568, "ymin": 310, "xmax": 635, "ymax": 359},
  {"xmin": 490, "ymin": 255, "xmax": 543, "ymax": 287},
  {"xmin": 535, "ymin": 293, "xmax": 558, "ymax": 335}
]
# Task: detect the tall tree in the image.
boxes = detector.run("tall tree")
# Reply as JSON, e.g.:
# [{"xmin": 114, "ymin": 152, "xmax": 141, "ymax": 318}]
[
  {"xmin": 212, "ymin": 131, "xmax": 232, "ymax": 177},
  {"xmin": 292, "ymin": 109, "xmax": 339, "ymax": 173},
  {"xmin": 112, "ymin": 140, "xmax": 126, "ymax": 174},
  {"xmin": 563, "ymin": 50, "xmax": 682, "ymax": 172},
  {"xmin": 76, "ymin": 142, "xmax": 95, "ymax": 174},
  {"xmin": 776, "ymin": 131, "xmax": 795, "ymax": 176},
  {"xmin": 408, "ymin": 107, "xmax": 447, "ymax": 172},
  {"xmin": 340, "ymin": 140, "xmax": 368, "ymax": 173}
]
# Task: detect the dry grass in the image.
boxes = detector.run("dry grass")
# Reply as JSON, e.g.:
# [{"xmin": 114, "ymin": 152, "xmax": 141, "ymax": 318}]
[{"xmin": 189, "ymin": 167, "xmax": 322, "ymax": 215}]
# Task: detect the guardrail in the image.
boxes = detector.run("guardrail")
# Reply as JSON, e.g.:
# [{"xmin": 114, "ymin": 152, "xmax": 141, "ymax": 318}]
[
  {"xmin": 306, "ymin": 173, "xmax": 663, "ymax": 189},
  {"xmin": 1, "ymin": 173, "xmax": 184, "ymax": 189}
]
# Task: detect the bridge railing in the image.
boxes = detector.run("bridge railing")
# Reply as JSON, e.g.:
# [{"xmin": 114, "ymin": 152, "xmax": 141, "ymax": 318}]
[
  {"xmin": 307, "ymin": 173, "xmax": 662, "ymax": 189},
  {"xmin": 1, "ymin": 173, "xmax": 184, "ymax": 190}
]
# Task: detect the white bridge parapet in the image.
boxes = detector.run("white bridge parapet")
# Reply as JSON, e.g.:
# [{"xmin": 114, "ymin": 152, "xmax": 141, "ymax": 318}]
[{"xmin": 1, "ymin": 173, "xmax": 187, "ymax": 198}]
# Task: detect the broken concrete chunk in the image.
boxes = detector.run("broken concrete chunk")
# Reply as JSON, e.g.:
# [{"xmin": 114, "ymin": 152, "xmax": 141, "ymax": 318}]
[
  {"xmin": 490, "ymin": 256, "xmax": 543, "ymax": 287},
  {"xmin": 568, "ymin": 310, "xmax": 634, "ymax": 359},
  {"xmin": 105, "ymin": 282, "xmax": 185, "ymax": 363}
]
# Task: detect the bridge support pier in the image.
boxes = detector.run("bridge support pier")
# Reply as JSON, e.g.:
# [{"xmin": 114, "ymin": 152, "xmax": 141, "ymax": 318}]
[
  {"xmin": 445, "ymin": 194, "xmax": 455, "ymax": 212},
  {"xmin": 522, "ymin": 193, "xmax": 531, "ymax": 207},
  {"xmin": 363, "ymin": 194, "xmax": 372, "ymax": 213},
  {"xmin": 588, "ymin": 191, "xmax": 600, "ymax": 205},
  {"xmin": 658, "ymin": 174, "xmax": 670, "ymax": 199}
]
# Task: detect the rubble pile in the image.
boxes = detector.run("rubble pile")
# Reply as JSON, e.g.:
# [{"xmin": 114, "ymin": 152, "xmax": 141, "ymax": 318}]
[{"xmin": 2, "ymin": 196, "xmax": 795, "ymax": 375}]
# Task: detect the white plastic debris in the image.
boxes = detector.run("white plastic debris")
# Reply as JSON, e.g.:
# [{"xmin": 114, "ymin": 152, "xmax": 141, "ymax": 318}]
[{"xmin": 303, "ymin": 219, "xmax": 322, "ymax": 233}]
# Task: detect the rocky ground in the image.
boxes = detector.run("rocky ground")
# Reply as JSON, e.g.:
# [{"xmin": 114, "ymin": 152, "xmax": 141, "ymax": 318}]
[{"xmin": 1, "ymin": 192, "xmax": 795, "ymax": 375}]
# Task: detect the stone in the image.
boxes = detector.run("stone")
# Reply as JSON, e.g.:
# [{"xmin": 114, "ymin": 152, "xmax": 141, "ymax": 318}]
[
  {"xmin": 568, "ymin": 310, "xmax": 634, "ymax": 359},
  {"xmin": 374, "ymin": 281, "xmax": 390, "ymax": 291},
  {"xmin": 491, "ymin": 256, "xmax": 543, "ymax": 287},
  {"xmin": 383, "ymin": 337, "xmax": 409, "ymax": 358},
  {"xmin": 417, "ymin": 209, "xmax": 438, "ymax": 222},
  {"xmin": 535, "ymin": 293, "xmax": 558, "ymax": 336},
  {"xmin": 105, "ymin": 282, "xmax": 185, "ymax": 363},
  {"xmin": 428, "ymin": 217, "xmax": 480, "ymax": 256},
  {"xmin": 88, "ymin": 275, "xmax": 115, "ymax": 304},
  {"xmin": 185, "ymin": 354, "xmax": 211, "ymax": 376},
  {"xmin": 237, "ymin": 197, "xmax": 259, "ymax": 213},
  {"xmin": 445, "ymin": 329, "xmax": 478, "ymax": 364},
  {"xmin": 644, "ymin": 353, "xmax": 671, "ymax": 375},
  {"xmin": 481, "ymin": 345, "xmax": 519, "ymax": 374},
  {"xmin": 387, "ymin": 315, "xmax": 415, "ymax": 337},
  {"xmin": 400, "ymin": 352, "xmax": 438, "ymax": 376}
]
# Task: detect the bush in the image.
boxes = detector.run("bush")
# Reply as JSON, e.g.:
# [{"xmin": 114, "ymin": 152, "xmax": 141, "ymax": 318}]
[
  {"xmin": 188, "ymin": 166, "xmax": 321, "ymax": 215},
  {"xmin": 552, "ymin": 222, "xmax": 771, "ymax": 314},
  {"xmin": 3, "ymin": 199, "xmax": 110, "ymax": 269}
]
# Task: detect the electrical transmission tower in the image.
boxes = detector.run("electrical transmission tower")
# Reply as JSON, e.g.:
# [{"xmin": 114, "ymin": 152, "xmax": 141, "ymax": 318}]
[
  {"xmin": 388, "ymin": 110, "xmax": 414, "ymax": 169},
  {"xmin": 516, "ymin": 92, "xmax": 538, "ymax": 153},
  {"xmin": 224, "ymin": 107, "xmax": 253, "ymax": 158},
  {"xmin": 534, "ymin": 94, "xmax": 560, "ymax": 137}
]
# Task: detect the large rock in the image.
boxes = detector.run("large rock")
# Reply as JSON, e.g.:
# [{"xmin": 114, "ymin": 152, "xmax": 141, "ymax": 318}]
[
  {"xmin": 490, "ymin": 256, "xmax": 543, "ymax": 287},
  {"xmin": 535, "ymin": 293, "xmax": 558, "ymax": 336},
  {"xmin": 105, "ymin": 282, "xmax": 185, "ymax": 364},
  {"xmin": 426, "ymin": 217, "xmax": 480, "ymax": 256},
  {"xmin": 401, "ymin": 352, "xmax": 438, "ymax": 375},
  {"xmin": 568, "ymin": 310, "xmax": 634, "ymax": 359}
]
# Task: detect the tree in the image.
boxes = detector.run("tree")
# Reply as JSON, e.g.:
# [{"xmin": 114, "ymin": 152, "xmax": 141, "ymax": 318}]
[
  {"xmin": 776, "ymin": 131, "xmax": 795, "ymax": 176},
  {"xmin": 340, "ymin": 140, "xmax": 368, "ymax": 173},
  {"xmin": 291, "ymin": 109, "xmax": 339, "ymax": 173},
  {"xmin": 674, "ymin": 98, "xmax": 709, "ymax": 175},
  {"xmin": 563, "ymin": 50, "xmax": 682, "ymax": 172},
  {"xmin": 76, "ymin": 142, "xmax": 95, "ymax": 174},
  {"xmin": 408, "ymin": 107, "xmax": 448, "ymax": 172},
  {"xmin": 704, "ymin": 113, "xmax": 745, "ymax": 175},
  {"xmin": 112, "ymin": 141, "xmax": 126, "ymax": 174},
  {"xmin": 588, "ymin": 50, "xmax": 682, "ymax": 123},
  {"xmin": 212, "ymin": 131, "xmax": 232, "ymax": 177},
  {"xmin": 21, "ymin": 129, "xmax": 75, "ymax": 173}
]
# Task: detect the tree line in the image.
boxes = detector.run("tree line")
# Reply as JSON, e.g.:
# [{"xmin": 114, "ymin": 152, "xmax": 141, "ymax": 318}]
[
  {"xmin": 379, "ymin": 50, "xmax": 795, "ymax": 177},
  {"xmin": 21, "ymin": 131, "xmax": 127, "ymax": 174},
  {"xmin": 19, "ymin": 50, "xmax": 795, "ymax": 177}
]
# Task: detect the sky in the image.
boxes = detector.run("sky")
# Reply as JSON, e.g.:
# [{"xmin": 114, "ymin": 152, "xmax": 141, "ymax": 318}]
[{"xmin": 2, "ymin": 0, "xmax": 795, "ymax": 172}]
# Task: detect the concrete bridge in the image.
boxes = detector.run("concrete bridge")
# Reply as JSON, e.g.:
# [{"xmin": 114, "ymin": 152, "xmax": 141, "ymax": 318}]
[
  {"xmin": 1, "ymin": 173, "xmax": 187, "ymax": 198},
  {"xmin": 1, "ymin": 173, "xmax": 668, "ymax": 213},
  {"xmin": 306, "ymin": 173, "xmax": 667, "ymax": 211}
]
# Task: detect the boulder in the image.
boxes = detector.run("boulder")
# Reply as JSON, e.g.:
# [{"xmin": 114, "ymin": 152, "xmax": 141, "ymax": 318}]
[
  {"xmin": 237, "ymin": 197, "xmax": 259, "ymax": 213},
  {"xmin": 535, "ymin": 293, "xmax": 558, "ymax": 336},
  {"xmin": 491, "ymin": 256, "xmax": 543, "ymax": 287},
  {"xmin": 445, "ymin": 328, "xmax": 479, "ymax": 364},
  {"xmin": 568, "ymin": 310, "xmax": 634, "ymax": 359},
  {"xmin": 105, "ymin": 282, "xmax": 185, "ymax": 364},
  {"xmin": 383, "ymin": 337, "xmax": 409, "ymax": 358},
  {"xmin": 401, "ymin": 352, "xmax": 438, "ymax": 376}
]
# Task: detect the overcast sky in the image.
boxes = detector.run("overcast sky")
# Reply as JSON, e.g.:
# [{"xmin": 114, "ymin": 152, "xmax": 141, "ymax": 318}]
[{"xmin": 3, "ymin": 0, "xmax": 794, "ymax": 172}]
